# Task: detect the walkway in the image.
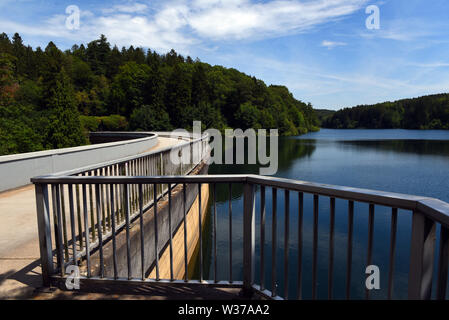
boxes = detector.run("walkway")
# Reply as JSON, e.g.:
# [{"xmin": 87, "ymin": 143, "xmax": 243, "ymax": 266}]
[{"xmin": 0, "ymin": 137, "xmax": 182, "ymax": 299}]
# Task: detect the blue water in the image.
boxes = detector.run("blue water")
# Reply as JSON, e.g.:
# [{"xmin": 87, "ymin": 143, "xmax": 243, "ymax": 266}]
[{"xmin": 197, "ymin": 129, "xmax": 449, "ymax": 299}]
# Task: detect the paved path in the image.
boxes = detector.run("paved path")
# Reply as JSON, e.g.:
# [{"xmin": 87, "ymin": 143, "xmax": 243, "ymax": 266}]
[{"xmin": 0, "ymin": 137, "xmax": 182, "ymax": 299}]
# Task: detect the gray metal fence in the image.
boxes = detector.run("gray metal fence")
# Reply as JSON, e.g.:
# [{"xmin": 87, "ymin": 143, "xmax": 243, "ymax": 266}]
[
  {"xmin": 32, "ymin": 133, "xmax": 209, "ymax": 282},
  {"xmin": 33, "ymin": 165, "xmax": 449, "ymax": 299}
]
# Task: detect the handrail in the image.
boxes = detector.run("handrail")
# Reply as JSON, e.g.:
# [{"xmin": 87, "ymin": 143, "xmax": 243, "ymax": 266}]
[
  {"xmin": 45, "ymin": 132, "xmax": 209, "ymax": 178},
  {"xmin": 31, "ymin": 174, "xmax": 448, "ymax": 226}
]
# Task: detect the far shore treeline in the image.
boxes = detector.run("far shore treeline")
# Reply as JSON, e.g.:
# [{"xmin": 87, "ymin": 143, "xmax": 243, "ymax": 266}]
[
  {"xmin": 323, "ymin": 94, "xmax": 449, "ymax": 130},
  {"xmin": 0, "ymin": 33, "xmax": 319, "ymax": 156}
]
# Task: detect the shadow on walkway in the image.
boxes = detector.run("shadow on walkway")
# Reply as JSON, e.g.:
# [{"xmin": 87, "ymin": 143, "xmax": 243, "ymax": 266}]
[{"xmin": 0, "ymin": 258, "xmax": 42, "ymax": 299}]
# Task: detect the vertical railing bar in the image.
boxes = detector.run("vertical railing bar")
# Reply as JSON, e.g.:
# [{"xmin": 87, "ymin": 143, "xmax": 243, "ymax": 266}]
[
  {"xmin": 60, "ymin": 184, "xmax": 69, "ymax": 262},
  {"xmin": 297, "ymin": 192, "xmax": 304, "ymax": 300},
  {"xmin": 75, "ymin": 183, "xmax": 83, "ymax": 249},
  {"xmin": 198, "ymin": 183, "xmax": 203, "ymax": 282},
  {"xmin": 117, "ymin": 166, "xmax": 122, "ymax": 224},
  {"xmin": 243, "ymin": 183, "xmax": 256, "ymax": 294},
  {"xmin": 328, "ymin": 197, "xmax": 335, "ymax": 300},
  {"xmin": 82, "ymin": 184, "xmax": 91, "ymax": 278},
  {"xmin": 55, "ymin": 184, "xmax": 65, "ymax": 277},
  {"xmin": 131, "ymin": 162, "xmax": 135, "ymax": 214},
  {"xmin": 346, "ymin": 200, "xmax": 354, "ymax": 300},
  {"xmin": 437, "ymin": 226, "xmax": 449, "ymax": 300},
  {"xmin": 388, "ymin": 208, "xmax": 398, "ymax": 300},
  {"xmin": 183, "ymin": 183, "xmax": 188, "ymax": 282},
  {"xmin": 100, "ymin": 177, "xmax": 106, "ymax": 233},
  {"xmin": 229, "ymin": 183, "xmax": 233, "ymax": 283},
  {"xmin": 160, "ymin": 153, "xmax": 164, "ymax": 193},
  {"xmin": 272, "ymin": 187, "xmax": 277, "ymax": 297},
  {"xmin": 284, "ymin": 189, "xmax": 290, "ymax": 299},
  {"xmin": 139, "ymin": 184, "xmax": 145, "ymax": 281},
  {"xmin": 312, "ymin": 194, "xmax": 319, "ymax": 300},
  {"xmin": 110, "ymin": 184, "xmax": 118, "ymax": 280},
  {"xmin": 35, "ymin": 183, "xmax": 53, "ymax": 286},
  {"xmin": 366, "ymin": 204, "xmax": 375, "ymax": 300},
  {"xmin": 124, "ymin": 183, "xmax": 131, "ymax": 280},
  {"xmin": 168, "ymin": 183, "xmax": 174, "ymax": 281},
  {"xmin": 408, "ymin": 210, "xmax": 436, "ymax": 300},
  {"xmin": 106, "ymin": 167, "xmax": 111, "ymax": 231},
  {"xmin": 213, "ymin": 183, "xmax": 217, "ymax": 283},
  {"xmin": 95, "ymin": 184, "xmax": 104, "ymax": 278},
  {"xmin": 89, "ymin": 171, "xmax": 96, "ymax": 241},
  {"xmin": 260, "ymin": 186, "xmax": 266, "ymax": 290},
  {"xmin": 68, "ymin": 184, "xmax": 77, "ymax": 266},
  {"xmin": 154, "ymin": 183, "xmax": 160, "ymax": 281},
  {"xmin": 51, "ymin": 184, "xmax": 61, "ymax": 271}
]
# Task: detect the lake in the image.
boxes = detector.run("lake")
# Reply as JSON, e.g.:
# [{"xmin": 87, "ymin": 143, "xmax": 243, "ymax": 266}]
[{"xmin": 195, "ymin": 129, "xmax": 449, "ymax": 299}]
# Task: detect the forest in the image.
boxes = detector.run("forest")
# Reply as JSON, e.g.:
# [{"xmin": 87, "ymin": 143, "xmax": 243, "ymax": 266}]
[
  {"xmin": 0, "ymin": 33, "xmax": 319, "ymax": 156},
  {"xmin": 323, "ymin": 94, "xmax": 449, "ymax": 129}
]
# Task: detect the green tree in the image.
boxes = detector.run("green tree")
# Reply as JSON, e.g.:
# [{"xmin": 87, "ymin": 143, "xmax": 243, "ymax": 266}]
[
  {"xmin": 130, "ymin": 105, "xmax": 172, "ymax": 131},
  {"xmin": 110, "ymin": 61, "xmax": 150, "ymax": 116},
  {"xmin": 42, "ymin": 68, "xmax": 87, "ymax": 149},
  {"xmin": 86, "ymin": 34, "xmax": 111, "ymax": 75},
  {"xmin": 165, "ymin": 64, "xmax": 192, "ymax": 128},
  {"xmin": 235, "ymin": 102, "xmax": 261, "ymax": 129}
]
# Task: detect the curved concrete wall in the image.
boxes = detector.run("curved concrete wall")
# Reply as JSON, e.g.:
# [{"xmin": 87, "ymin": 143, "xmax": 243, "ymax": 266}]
[
  {"xmin": 0, "ymin": 132, "xmax": 158, "ymax": 192},
  {"xmin": 89, "ymin": 132, "xmax": 157, "ymax": 144}
]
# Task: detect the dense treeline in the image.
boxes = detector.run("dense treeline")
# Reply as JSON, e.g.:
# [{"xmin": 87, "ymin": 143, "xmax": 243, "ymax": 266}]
[
  {"xmin": 0, "ymin": 33, "xmax": 318, "ymax": 156},
  {"xmin": 323, "ymin": 94, "xmax": 449, "ymax": 129},
  {"xmin": 314, "ymin": 109, "xmax": 335, "ymax": 126}
]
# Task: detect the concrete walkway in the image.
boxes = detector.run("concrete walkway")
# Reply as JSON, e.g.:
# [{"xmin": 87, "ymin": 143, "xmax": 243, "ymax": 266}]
[{"xmin": 0, "ymin": 137, "xmax": 182, "ymax": 299}]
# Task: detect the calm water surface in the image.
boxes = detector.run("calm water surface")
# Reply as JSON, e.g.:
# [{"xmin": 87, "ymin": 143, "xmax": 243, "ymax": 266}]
[{"xmin": 195, "ymin": 129, "xmax": 449, "ymax": 299}]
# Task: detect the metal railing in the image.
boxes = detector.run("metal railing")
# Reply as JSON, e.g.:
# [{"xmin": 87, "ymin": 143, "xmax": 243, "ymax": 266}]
[
  {"xmin": 33, "ymin": 168, "xmax": 449, "ymax": 299},
  {"xmin": 32, "ymin": 133, "xmax": 209, "ymax": 281}
]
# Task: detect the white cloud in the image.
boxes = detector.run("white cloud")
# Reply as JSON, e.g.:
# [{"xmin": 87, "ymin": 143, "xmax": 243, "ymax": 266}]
[
  {"xmin": 102, "ymin": 3, "xmax": 148, "ymax": 14},
  {"xmin": 187, "ymin": 0, "xmax": 368, "ymax": 40},
  {"xmin": 321, "ymin": 40, "xmax": 347, "ymax": 49},
  {"xmin": 411, "ymin": 62, "xmax": 449, "ymax": 68},
  {"xmin": 0, "ymin": 0, "xmax": 368, "ymax": 51}
]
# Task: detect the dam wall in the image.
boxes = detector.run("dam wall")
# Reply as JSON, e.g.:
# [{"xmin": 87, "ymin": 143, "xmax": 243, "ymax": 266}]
[{"xmin": 0, "ymin": 132, "xmax": 158, "ymax": 192}]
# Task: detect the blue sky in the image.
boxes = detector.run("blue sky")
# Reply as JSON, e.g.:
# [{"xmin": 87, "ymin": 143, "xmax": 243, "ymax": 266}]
[{"xmin": 0, "ymin": 0, "xmax": 448, "ymax": 110}]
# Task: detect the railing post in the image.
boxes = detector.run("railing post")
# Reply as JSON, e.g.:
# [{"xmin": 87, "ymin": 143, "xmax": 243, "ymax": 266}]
[
  {"xmin": 35, "ymin": 183, "xmax": 54, "ymax": 286},
  {"xmin": 408, "ymin": 210, "xmax": 436, "ymax": 300},
  {"xmin": 436, "ymin": 226, "xmax": 449, "ymax": 300},
  {"xmin": 242, "ymin": 182, "xmax": 255, "ymax": 296}
]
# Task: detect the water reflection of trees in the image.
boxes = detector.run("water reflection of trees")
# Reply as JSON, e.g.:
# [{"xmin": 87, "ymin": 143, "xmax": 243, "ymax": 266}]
[
  {"xmin": 338, "ymin": 140, "xmax": 449, "ymax": 157},
  {"xmin": 209, "ymin": 138, "xmax": 316, "ymax": 203}
]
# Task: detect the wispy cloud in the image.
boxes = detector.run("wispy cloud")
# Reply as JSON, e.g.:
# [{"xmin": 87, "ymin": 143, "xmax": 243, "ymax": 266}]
[
  {"xmin": 410, "ymin": 62, "xmax": 449, "ymax": 68},
  {"xmin": 102, "ymin": 3, "xmax": 148, "ymax": 14},
  {"xmin": 321, "ymin": 40, "xmax": 347, "ymax": 49}
]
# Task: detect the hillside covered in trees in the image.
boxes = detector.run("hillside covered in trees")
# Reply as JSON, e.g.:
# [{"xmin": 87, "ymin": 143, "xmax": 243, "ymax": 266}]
[
  {"xmin": 0, "ymin": 33, "xmax": 319, "ymax": 156},
  {"xmin": 323, "ymin": 94, "xmax": 449, "ymax": 129}
]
